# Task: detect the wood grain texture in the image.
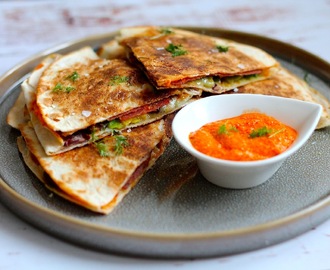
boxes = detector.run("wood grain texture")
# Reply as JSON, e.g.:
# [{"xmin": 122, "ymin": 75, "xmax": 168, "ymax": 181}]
[{"xmin": 1, "ymin": 0, "xmax": 329, "ymax": 75}]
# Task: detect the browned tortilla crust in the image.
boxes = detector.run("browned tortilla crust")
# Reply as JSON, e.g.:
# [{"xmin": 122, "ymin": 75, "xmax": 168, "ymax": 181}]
[
  {"xmin": 120, "ymin": 27, "xmax": 277, "ymax": 89},
  {"xmin": 18, "ymin": 116, "xmax": 173, "ymax": 214},
  {"xmin": 226, "ymin": 67, "xmax": 330, "ymax": 129}
]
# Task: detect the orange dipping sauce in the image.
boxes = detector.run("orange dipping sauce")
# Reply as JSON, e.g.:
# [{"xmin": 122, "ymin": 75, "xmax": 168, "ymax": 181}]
[{"xmin": 189, "ymin": 112, "xmax": 298, "ymax": 161}]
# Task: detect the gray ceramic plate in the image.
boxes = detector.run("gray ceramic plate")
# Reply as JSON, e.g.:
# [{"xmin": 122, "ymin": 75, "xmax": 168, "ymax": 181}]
[{"xmin": 0, "ymin": 27, "xmax": 330, "ymax": 259}]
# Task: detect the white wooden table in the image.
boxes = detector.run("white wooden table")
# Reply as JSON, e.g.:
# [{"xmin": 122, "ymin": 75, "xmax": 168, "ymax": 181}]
[{"xmin": 1, "ymin": 1, "xmax": 330, "ymax": 269}]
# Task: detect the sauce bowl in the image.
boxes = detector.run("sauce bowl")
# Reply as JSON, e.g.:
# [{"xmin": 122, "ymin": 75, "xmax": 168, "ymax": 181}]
[{"xmin": 172, "ymin": 94, "xmax": 322, "ymax": 189}]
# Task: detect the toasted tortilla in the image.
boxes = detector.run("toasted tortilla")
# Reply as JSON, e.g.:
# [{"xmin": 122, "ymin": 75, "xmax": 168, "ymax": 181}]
[
  {"xmin": 225, "ymin": 67, "xmax": 330, "ymax": 129},
  {"xmin": 16, "ymin": 47, "xmax": 199, "ymax": 155},
  {"xmin": 17, "ymin": 116, "xmax": 173, "ymax": 214},
  {"xmin": 116, "ymin": 26, "xmax": 278, "ymax": 93}
]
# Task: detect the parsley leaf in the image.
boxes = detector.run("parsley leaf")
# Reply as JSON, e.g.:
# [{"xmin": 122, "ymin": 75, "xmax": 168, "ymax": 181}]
[
  {"xmin": 109, "ymin": 75, "xmax": 129, "ymax": 86},
  {"xmin": 52, "ymin": 83, "xmax": 63, "ymax": 92},
  {"xmin": 165, "ymin": 43, "xmax": 187, "ymax": 57},
  {"xmin": 218, "ymin": 124, "xmax": 227, "ymax": 135},
  {"xmin": 66, "ymin": 71, "xmax": 79, "ymax": 82},
  {"xmin": 90, "ymin": 128, "xmax": 98, "ymax": 142},
  {"xmin": 160, "ymin": 28, "xmax": 173, "ymax": 35},
  {"xmin": 249, "ymin": 126, "xmax": 272, "ymax": 138},
  {"xmin": 216, "ymin": 45, "xmax": 229, "ymax": 53},
  {"xmin": 218, "ymin": 123, "xmax": 238, "ymax": 135},
  {"xmin": 64, "ymin": 86, "xmax": 75, "ymax": 93},
  {"xmin": 94, "ymin": 141, "xmax": 110, "ymax": 157},
  {"xmin": 114, "ymin": 135, "xmax": 129, "ymax": 155},
  {"xmin": 52, "ymin": 83, "xmax": 75, "ymax": 93}
]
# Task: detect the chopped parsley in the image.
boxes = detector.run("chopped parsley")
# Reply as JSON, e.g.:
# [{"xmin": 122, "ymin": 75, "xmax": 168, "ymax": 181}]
[
  {"xmin": 217, "ymin": 123, "xmax": 238, "ymax": 135},
  {"xmin": 113, "ymin": 135, "xmax": 129, "ymax": 155},
  {"xmin": 52, "ymin": 83, "xmax": 75, "ymax": 93},
  {"xmin": 90, "ymin": 128, "xmax": 98, "ymax": 142},
  {"xmin": 216, "ymin": 45, "xmax": 229, "ymax": 53},
  {"xmin": 218, "ymin": 124, "xmax": 227, "ymax": 135},
  {"xmin": 165, "ymin": 43, "xmax": 187, "ymax": 57},
  {"xmin": 109, "ymin": 75, "xmax": 129, "ymax": 86},
  {"xmin": 94, "ymin": 140, "xmax": 110, "ymax": 157},
  {"xmin": 66, "ymin": 71, "xmax": 79, "ymax": 82},
  {"xmin": 249, "ymin": 126, "xmax": 272, "ymax": 138},
  {"xmin": 160, "ymin": 28, "xmax": 173, "ymax": 35},
  {"xmin": 150, "ymin": 27, "xmax": 174, "ymax": 39}
]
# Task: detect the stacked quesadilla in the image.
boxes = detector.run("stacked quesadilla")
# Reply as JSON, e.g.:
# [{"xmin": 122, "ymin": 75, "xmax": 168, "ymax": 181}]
[
  {"xmin": 17, "ymin": 116, "xmax": 172, "ymax": 214},
  {"xmin": 7, "ymin": 46, "xmax": 198, "ymax": 213},
  {"xmin": 101, "ymin": 26, "xmax": 279, "ymax": 93},
  {"xmin": 25, "ymin": 47, "xmax": 200, "ymax": 155},
  {"xmin": 99, "ymin": 26, "xmax": 329, "ymax": 129},
  {"xmin": 7, "ymin": 25, "xmax": 330, "ymax": 214}
]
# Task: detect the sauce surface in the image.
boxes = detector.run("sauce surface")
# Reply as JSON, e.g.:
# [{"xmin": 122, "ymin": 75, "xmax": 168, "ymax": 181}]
[{"xmin": 189, "ymin": 112, "xmax": 298, "ymax": 161}]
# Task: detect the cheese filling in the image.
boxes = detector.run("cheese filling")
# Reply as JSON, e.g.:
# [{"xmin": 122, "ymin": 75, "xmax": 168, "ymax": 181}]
[
  {"xmin": 183, "ymin": 73, "xmax": 262, "ymax": 92},
  {"xmin": 63, "ymin": 93, "xmax": 194, "ymax": 147}
]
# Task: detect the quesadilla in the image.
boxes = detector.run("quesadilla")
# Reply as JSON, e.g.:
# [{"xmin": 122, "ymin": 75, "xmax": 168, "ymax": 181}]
[
  {"xmin": 115, "ymin": 26, "xmax": 279, "ymax": 93},
  {"xmin": 17, "ymin": 116, "xmax": 173, "ymax": 214},
  {"xmin": 225, "ymin": 66, "xmax": 330, "ymax": 129},
  {"xmin": 17, "ymin": 46, "xmax": 200, "ymax": 155}
]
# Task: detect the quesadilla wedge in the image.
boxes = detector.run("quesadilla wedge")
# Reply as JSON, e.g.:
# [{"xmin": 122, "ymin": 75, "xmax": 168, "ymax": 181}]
[
  {"xmin": 116, "ymin": 26, "xmax": 279, "ymax": 93},
  {"xmin": 17, "ymin": 116, "xmax": 173, "ymax": 214},
  {"xmin": 7, "ymin": 54, "xmax": 60, "ymax": 129},
  {"xmin": 17, "ymin": 46, "xmax": 199, "ymax": 155},
  {"xmin": 225, "ymin": 66, "xmax": 330, "ymax": 129}
]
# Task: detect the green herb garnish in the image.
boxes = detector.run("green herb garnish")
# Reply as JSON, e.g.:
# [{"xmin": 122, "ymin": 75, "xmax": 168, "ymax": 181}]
[
  {"xmin": 66, "ymin": 71, "xmax": 79, "ymax": 82},
  {"xmin": 165, "ymin": 43, "xmax": 187, "ymax": 57},
  {"xmin": 218, "ymin": 124, "xmax": 227, "ymax": 135},
  {"xmin": 109, "ymin": 75, "xmax": 129, "ymax": 86},
  {"xmin": 52, "ymin": 83, "xmax": 63, "ymax": 92},
  {"xmin": 114, "ymin": 135, "xmax": 129, "ymax": 155},
  {"xmin": 160, "ymin": 28, "xmax": 173, "ymax": 35},
  {"xmin": 90, "ymin": 128, "xmax": 98, "ymax": 142},
  {"xmin": 249, "ymin": 126, "xmax": 272, "ymax": 138},
  {"xmin": 218, "ymin": 123, "xmax": 238, "ymax": 135},
  {"xmin": 216, "ymin": 45, "xmax": 229, "ymax": 53},
  {"xmin": 94, "ymin": 140, "xmax": 110, "ymax": 157},
  {"xmin": 229, "ymin": 125, "xmax": 238, "ymax": 132},
  {"xmin": 150, "ymin": 28, "xmax": 174, "ymax": 40},
  {"xmin": 52, "ymin": 83, "xmax": 75, "ymax": 93},
  {"xmin": 65, "ymin": 86, "xmax": 75, "ymax": 93}
]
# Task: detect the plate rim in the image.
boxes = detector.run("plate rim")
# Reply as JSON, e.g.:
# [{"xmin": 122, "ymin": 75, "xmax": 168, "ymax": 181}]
[{"xmin": 1, "ymin": 27, "xmax": 330, "ymax": 258}]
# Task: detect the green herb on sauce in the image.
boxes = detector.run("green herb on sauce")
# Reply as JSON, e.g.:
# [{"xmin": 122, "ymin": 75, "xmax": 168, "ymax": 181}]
[
  {"xmin": 218, "ymin": 123, "xmax": 238, "ymax": 135},
  {"xmin": 66, "ymin": 71, "xmax": 79, "ymax": 82},
  {"xmin": 113, "ymin": 135, "xmax": 129, "ymax": 155},
  {"xmin": 217, "ymin": 124, "xmax": 227, "ymax": 135},
  {"xmin": 229, "ymin": 125, "xmax": 238, "ymax": 132},
  {"xmin": 165, "ymin": 43, "xmax": 187, "ymax": 57},
  {"xmin": 109, "ymin": 75, "xmax": 129, "ymax": 86},
  {"xmin": 95, "ymin": 140, "xmax": 110, "ymax": 157},
  {"xmin": 249, "ymin": 126, "xmax": 272, "ymax": 138},
  {"xmin": 216, "ymin": 45, "xmax": 229, "ymax": 53}
]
